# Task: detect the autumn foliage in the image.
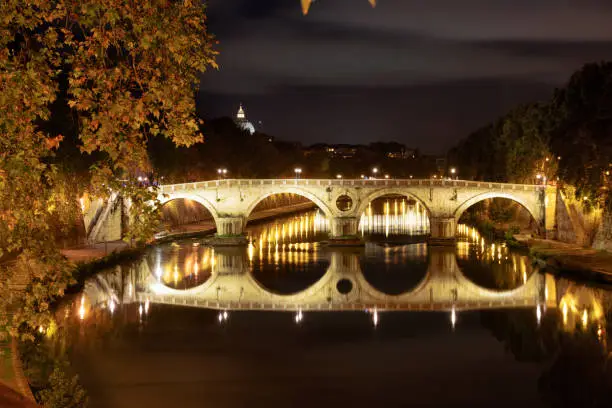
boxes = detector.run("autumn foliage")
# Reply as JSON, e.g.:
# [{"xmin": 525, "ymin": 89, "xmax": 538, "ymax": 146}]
[{"xmin": 1, "ymin": 0, "xmax": 217, "ymax": 338}]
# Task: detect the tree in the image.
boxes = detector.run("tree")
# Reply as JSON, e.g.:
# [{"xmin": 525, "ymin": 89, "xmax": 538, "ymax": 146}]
[
  {"xmin": 1, "ymin": 0, "xmax": 217, "ymax": 336},
  {"xmin": 550, "ymin": 62, "xmax": 612, "ymax": 205}
]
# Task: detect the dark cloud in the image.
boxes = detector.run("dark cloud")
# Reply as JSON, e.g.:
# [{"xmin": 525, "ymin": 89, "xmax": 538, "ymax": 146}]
[{"xmin": 198, "ymin": 0, "xmax": 612, "ymax": 153}]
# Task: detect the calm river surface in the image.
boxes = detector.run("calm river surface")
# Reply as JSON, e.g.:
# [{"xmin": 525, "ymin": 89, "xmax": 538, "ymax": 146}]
[{"xmin": 53, "ymin": 212, "xmax": 612, "ymax": 408}]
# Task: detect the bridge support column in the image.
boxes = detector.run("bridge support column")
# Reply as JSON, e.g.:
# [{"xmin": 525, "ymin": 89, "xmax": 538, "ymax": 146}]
[
  {"xmin": 543, "ymin": 186, "xmax": 557, "ymax": 239},
  {"xmin": 211, "ymin": 216, "xmax": 248, "ymax": 246},
  {"xmin": 214, "ymin": 247, "xmax": 250, "ymax": 275},
  {"xmin": 428, "ymin": 217, "xmax": 456, "ymax": 246},
  {"xmin": 328, "ymin": 217, "xmax": 364, "ymax": 246}
]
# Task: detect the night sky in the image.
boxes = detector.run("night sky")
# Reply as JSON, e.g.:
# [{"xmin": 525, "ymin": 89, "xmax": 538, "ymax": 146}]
[{"xmin": 197, "ymin": 0, "xmax": 612, "ymax": 153}]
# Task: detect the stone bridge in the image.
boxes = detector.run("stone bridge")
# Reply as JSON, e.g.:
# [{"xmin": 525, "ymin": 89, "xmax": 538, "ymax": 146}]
[
  {"xmin": 81, "ymin": 247, "xmax": 558, "ymax": 315},
  {"xmin": 87, "ymin": 178, "xmax": 557, "ymax": 244}
]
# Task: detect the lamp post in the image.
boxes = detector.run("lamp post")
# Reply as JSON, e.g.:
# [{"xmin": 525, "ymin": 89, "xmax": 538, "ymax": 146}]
[
  {"xmin": 217, "ymin": 168, "xmax": 228, "ymax": 179},
  {"xmin": 372, "ymin": 167, "xmax": 378, "ymax": 179},
  {"xmin": 450, "ymin": 167, "xmax": 456, "ymax": 180},
  {"xmin": 336, "ymin": 174, "xmax": 343, "ymax": 179},
  {"xmin": 294, "ymin": 167, "xmax": 302, "ymax": 180}
]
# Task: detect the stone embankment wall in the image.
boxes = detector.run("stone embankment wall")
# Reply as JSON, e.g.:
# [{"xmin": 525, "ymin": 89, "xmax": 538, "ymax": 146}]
[
  {"xmin": 555, "ymin": 186, "xmax": 606, "ymax": 248},
  {"xmin": 82, "ymin": 195, "xmax": 124, "ymax": 243},
  {"xmin": 593, "ymin": 210, "xmax": 612, "ymax": 251}
]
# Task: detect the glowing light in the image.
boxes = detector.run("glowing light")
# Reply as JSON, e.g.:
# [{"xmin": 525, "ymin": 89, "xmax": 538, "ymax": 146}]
[
  {"xmin": 582, "ymin": 309, "xmax": 588, "ymax": 328},
  {"xmin": 295, "ymin": 309, "xmax": 303, "ymax": 323},
  {"xmin": 248, "ymin": 241, "xmax": 254, "ymax": 262},
  {"xmin": 108, "ymin": 299, "xmax": 116, "ymax": 314},
  {"xmin": 372, "ymin": 308, "xmax": 379, "ymax": 327},
  {"xmin": 451, "ymin": 307, "xmax": 457, "ymax": 329},
  {"xmin": 145, "ymin": 298, "xmax": 150, "ymax": 314},
  {"xmin": 78, "ymin": 296, "xmax": 86, "ymax": 320},
  {"xmin": 562, "ymin": 302, "xmax": 568, "ymax": 325},
  {"xmin": 536, "ymin": 304, "xmax": 542, "ymax": 325},
  {"xmin": 38, "ymin": 326, "xmax": 44, "ymax": 334}
]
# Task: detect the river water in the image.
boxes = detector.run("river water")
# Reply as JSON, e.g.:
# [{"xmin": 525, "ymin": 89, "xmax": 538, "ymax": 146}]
[{"xmin": 50, "ymin": 211, "xmax": 611, "ymax": 408}]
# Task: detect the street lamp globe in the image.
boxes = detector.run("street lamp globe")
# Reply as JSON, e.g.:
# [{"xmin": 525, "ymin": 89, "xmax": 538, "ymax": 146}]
[{"xmin": 336, "ymin": 174, "xmax": 342, "ymax": 179}]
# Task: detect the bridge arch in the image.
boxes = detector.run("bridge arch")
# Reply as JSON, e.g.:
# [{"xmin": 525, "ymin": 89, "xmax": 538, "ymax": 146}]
[
  {"xmin": 158, "ymin": 193, "xmax": 220, "ymax": 225},
  {"xmin": 355, "ymin": 187, "xmax": 431, "ymax": 217},
  {"xmin": 244, "ymin": 187, "xmax": 334, "ymax": 221},
  {"xmin": 453, "ymin": 192, "xmax": 541, "ymax": 225}
]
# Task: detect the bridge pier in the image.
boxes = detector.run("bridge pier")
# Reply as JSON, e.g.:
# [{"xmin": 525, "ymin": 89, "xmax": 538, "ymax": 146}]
[
  {"xmin": 428, "ymin": 217, "xmax": 457, "ymax": 246},
  {"xmin": 210, "ymin": 216, "xmax": 248, "ymax": 246},
  {"xmin": 328, "ymin": 217, "xmax": 364, "ymax": 246},
  {"xmin": 214, "ymin": 247, "xmax": 250, "ymax": 275}
]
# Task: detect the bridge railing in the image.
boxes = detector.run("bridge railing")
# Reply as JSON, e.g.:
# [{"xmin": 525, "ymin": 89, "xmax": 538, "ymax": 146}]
[
  {"xmin": 140, "ymin": 293, "xmax": 538, "ymax": 311},
  {"xmin": 158, "ymin": 178, "xmax": 545, "ymax": 193}
]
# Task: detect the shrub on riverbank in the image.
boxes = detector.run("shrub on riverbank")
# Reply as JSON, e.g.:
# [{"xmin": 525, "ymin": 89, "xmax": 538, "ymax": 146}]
[{"xmin": 19, "ymin": 339, "xmax": 88, "ymax": 407}]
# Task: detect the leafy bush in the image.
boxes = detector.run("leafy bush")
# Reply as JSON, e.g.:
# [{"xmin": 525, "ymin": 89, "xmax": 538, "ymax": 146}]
[{"xmin": 38, "ymin": 362, "xmax": 88, "ymax": 408}]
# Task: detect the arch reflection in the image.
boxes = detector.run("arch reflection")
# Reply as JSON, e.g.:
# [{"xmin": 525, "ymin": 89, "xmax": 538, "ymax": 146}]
[
  {"xmin": 360, "ymin": 243, "xmax": 428, "ymax": 295},
  {"xmin": 456, "ymin": 224, "xmax": 535, "ymax": 291},
  {"xmin": 81, "ymin": 243, "xmax": 556, "ymax": 317},
  {"xmin": 145, "ymin": 241, "xmax": 214, "ymax": 289}
]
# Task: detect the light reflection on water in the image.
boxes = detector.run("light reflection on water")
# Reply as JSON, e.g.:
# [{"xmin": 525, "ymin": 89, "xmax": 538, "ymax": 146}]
[
  {"xmin": 148, "ymin": 243, "xmax": 215, "ymax": 289},
  {"xmin": 359, "ymin": 198, "xmax": 430, "ymax": 236},
  {"xmin": 244, "ymin": 204, "xmax": 430, "ymax": 242},
  {"xmin": 62, "ymin": 215, "xmax": 612, "ymax": 349},
  {"xmin": 456, "ymin": 224, "xmax": 534, "ymax": 290},
  {"xmin": 52, "ymin": 215, "xmax": 612, "ymax": 408}
]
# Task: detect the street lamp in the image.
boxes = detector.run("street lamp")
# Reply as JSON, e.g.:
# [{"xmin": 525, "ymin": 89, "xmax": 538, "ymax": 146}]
[
  {"xmin": 294, "ymin": 167, "xmax": 302, "ymax": 179},
  {"xmin": 450, "ymin": 167, "xmax": 457, "ymax": 180},
  {"xmin": 336, "ymin": 174, "xmax": 343, "ymax": 179},
  {"xmin": 372, "ymin": 167, "xmax": 378, "ymax": 179},
  {"xmin": 217, "ymin": 168, "xmax": 228, "ymax": 179},
  {"xmin": 384, "ymin": 174, "xmax": 390, "ymax": 179},
  {"xmin": 535, "ymin": 173, "xmax": 544, "ymax": 185}
]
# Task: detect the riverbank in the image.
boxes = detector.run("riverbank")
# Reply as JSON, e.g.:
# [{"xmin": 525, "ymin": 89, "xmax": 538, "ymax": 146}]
[
  {"xmin": 464, "ymin": 218, "xmax": 612, "ymax": 283},
  {"xmin": 0, "ymin": 327, "xmax": 36, "ymax": 407},
  {"xmin": 523, "ymin": 238, "xmax": 612, "ymax": 283}
]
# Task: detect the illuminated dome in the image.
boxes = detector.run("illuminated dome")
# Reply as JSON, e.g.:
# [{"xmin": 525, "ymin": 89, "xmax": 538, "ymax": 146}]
[{"xmin": 235, "ymin": 104, "xmax": 255, "ymax": 135}]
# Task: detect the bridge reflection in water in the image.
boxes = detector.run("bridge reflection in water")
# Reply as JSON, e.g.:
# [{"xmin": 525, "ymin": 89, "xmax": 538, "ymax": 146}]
[{"xmin": 79, "ymin": 243, "xmax": 558, "ymax": 332}]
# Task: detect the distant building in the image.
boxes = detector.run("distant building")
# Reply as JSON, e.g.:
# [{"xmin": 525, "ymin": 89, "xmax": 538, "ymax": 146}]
[
  {"xmin": 386, "ymin": 148, "xmax": 416, "ymax": 159},
  {"xmin": 235, "ymin": 104, "xmax": 255, "ymax": 135}
]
